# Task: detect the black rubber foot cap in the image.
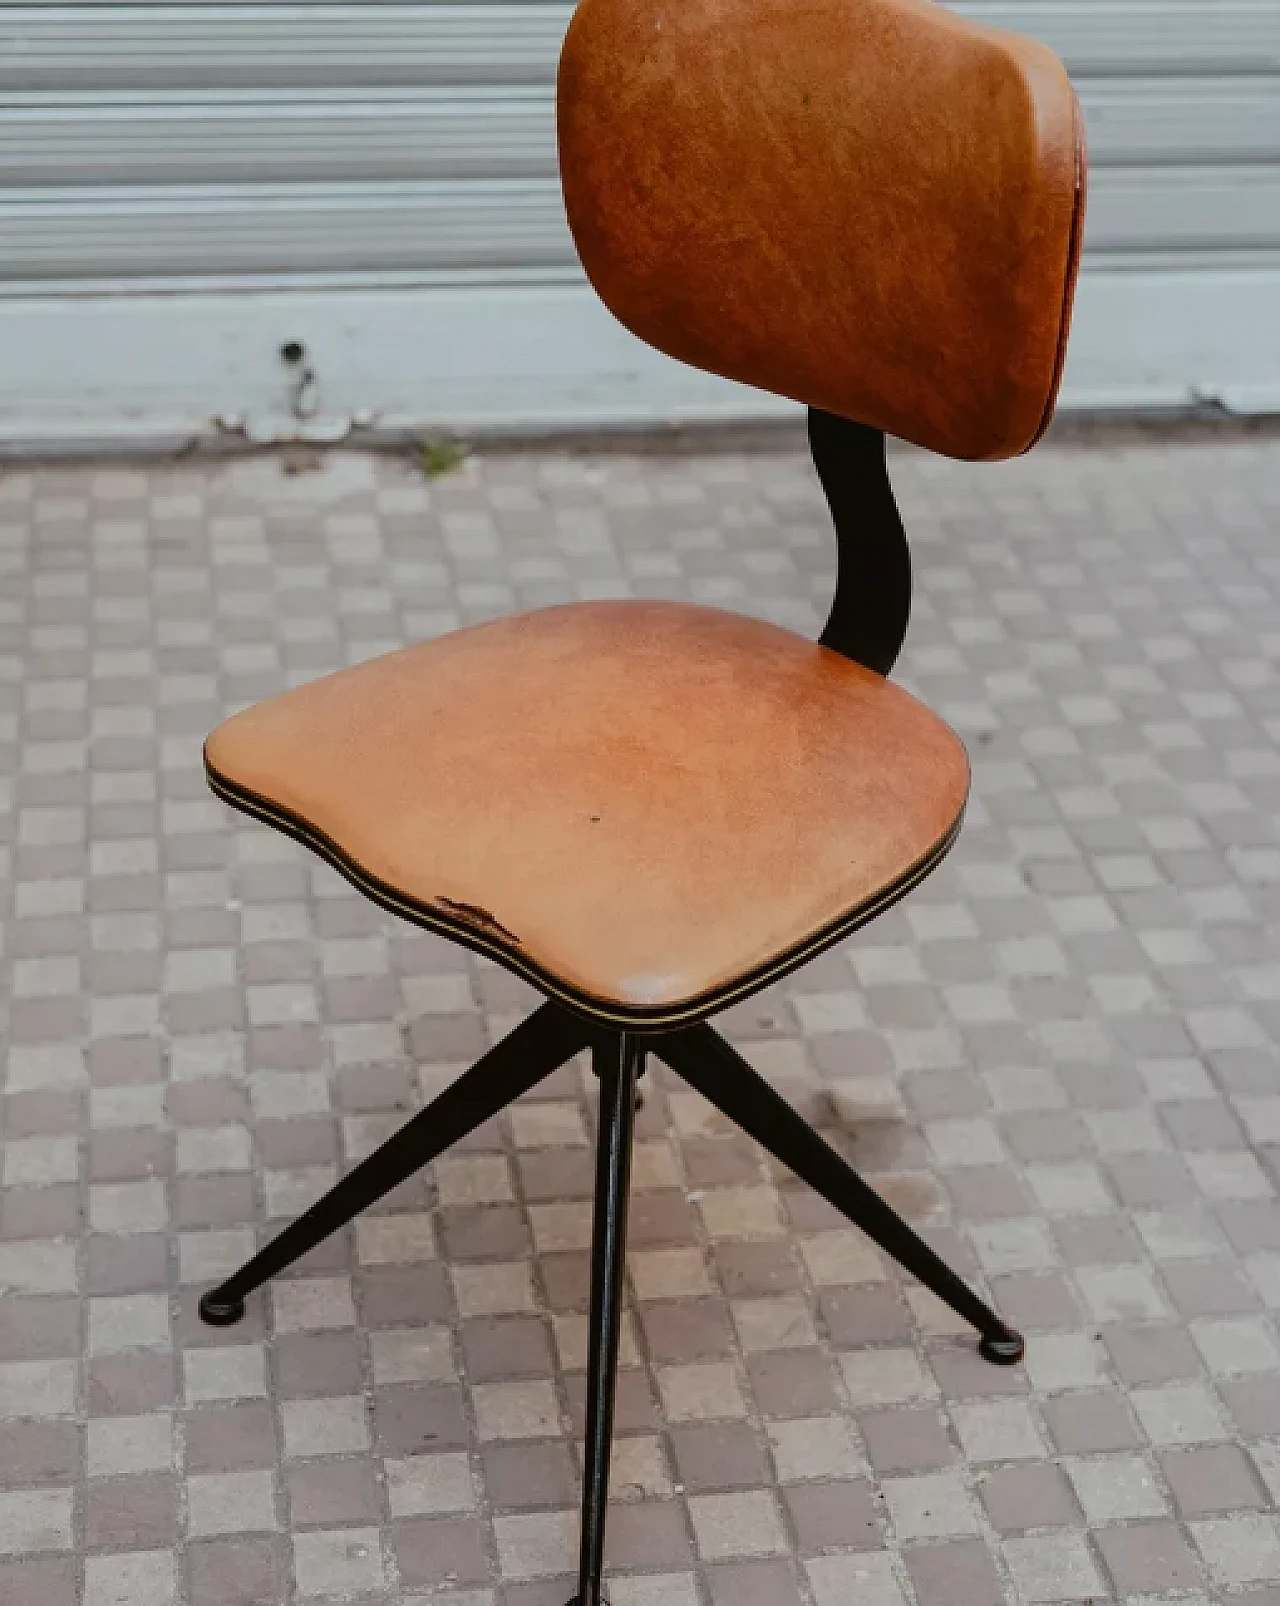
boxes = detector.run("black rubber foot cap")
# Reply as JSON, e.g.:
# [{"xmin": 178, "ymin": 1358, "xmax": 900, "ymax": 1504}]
[
  {"xmin": 979, "ymin": 1329, "xmax": 1025, "ymax": 1366},
  {"xmin": 199, "ymin": 1291, "xmax": 246, "ymax": 1327}
]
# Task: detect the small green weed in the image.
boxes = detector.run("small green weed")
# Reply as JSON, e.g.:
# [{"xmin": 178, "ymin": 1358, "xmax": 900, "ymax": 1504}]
[{"xmin": 418, "ymin": 438, "xmax": 470, "ymax": 479}]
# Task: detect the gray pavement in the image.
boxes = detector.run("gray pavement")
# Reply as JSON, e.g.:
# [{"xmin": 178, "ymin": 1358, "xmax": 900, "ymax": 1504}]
[{"xmin": 2, "ymin": 431, "xmax": 1280, "ymax": 1606}]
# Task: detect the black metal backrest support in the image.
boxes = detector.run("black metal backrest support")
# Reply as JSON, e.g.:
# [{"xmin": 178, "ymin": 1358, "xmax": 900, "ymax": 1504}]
[{"xmin": 808, "ymin": 408, "xmax": 912, "ymax": 677}]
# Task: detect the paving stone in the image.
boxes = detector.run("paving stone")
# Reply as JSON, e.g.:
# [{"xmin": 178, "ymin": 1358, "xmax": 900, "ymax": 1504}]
[
  {"xmin": 904, "ymin": 1538, "xmax": 1005, "ymax": 1606},
  {"xmin": 292, "ymin": 1526, "xmax": 386, "ymax": 1597},
  {"xmin": 1160, "ymin": 1442, "xmax": 1272, "ymax": 1517},
  {"xmin": 979, "ymin": 1462, "xmax": 1080, "ymax": 1533},
  {"xmin": 668, "ymin": 1422, "xmax": 770, "ymax": 1491},
  {"xmin": 1063, "ymin": 1452, "xmax": 1167, "ymax": 1522},
  {"xmin": 1095, "ymin": 1518, "xmax": 1205, "ymax": 1594}
]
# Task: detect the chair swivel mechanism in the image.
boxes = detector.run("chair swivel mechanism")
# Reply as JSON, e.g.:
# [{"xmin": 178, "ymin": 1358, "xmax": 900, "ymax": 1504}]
[{"xmin": 198, "ymin": 1, "xmax": 1087, "ymax": 1600}]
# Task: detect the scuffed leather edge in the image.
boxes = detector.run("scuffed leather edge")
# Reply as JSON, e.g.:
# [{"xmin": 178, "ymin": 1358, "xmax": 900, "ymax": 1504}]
[{"xmin": 206, "ymin": 747, "xmax": 966, "ymax": 1032}]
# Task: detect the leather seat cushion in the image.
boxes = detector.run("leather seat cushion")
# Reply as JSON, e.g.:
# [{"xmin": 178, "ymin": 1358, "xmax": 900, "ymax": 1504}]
[{"xmin": 204, "ymin": 601, "xmax": 969, "ymax": 1024}]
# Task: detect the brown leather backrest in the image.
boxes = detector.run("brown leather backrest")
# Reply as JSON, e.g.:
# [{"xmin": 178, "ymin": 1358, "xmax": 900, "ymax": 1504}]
[{"xmin": 558, "ymin": 0, "xmax": 1085, "ymax": 461}]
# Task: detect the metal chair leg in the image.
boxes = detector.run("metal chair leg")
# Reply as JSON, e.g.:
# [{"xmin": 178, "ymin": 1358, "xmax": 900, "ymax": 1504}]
[
  {"xmin": 572, "ymin": 1031, "xmax": 644, "ymax": 1606},
  {"xmin": 657, "ymin": 1024, "xmax": 1024, "ymax": 1364},
  {"xmin": 199, "ymin": 1001, "xmax": 591, "ymax": 1326}
]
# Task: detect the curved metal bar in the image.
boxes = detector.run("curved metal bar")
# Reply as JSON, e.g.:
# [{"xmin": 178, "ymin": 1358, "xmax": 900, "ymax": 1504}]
[
  {"xmin": 808, "ymin": 407, "xmax": 912, "ymax": 675},
  {"xmin": 655, "ymin": 1022, "xmax": 1024, "ymax": 1363}
]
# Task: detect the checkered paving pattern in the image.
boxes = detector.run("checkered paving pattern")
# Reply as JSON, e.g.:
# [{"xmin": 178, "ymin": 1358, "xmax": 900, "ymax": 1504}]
[{"xmin": 2, "ymin": 433, "xmax": 1280, "ymax": 1606}]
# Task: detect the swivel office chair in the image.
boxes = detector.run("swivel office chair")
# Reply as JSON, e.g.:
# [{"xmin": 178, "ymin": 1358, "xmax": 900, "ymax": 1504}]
[{"xmin": 198, "ymin": 2, "xmax": 1086, "ymax": 1601}]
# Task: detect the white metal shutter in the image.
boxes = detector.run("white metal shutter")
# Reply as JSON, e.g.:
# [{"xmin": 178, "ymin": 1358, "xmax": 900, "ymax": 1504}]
[
  {"xmin": 0, "ymin": 0, "xmax": 1277, "ymax": 444},
  {"xmin": 973, "ymin": 1, "xmax": 1280, "ymax": 411},
  {"xmin": 1, "ymin": 3, "xmax": 573, "ymax": 281}
]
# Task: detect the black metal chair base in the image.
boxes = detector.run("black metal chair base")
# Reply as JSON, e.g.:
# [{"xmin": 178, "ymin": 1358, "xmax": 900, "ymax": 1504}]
[{"xmin": 200, "ymin": 1003, "xmax": 1022, "ymax": 1606}]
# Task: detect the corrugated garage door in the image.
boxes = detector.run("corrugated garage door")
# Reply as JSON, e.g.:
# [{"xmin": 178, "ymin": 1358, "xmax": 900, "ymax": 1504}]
[{"xmin": 0, "ymin": 1, "xmax": 1277, "ymax": 445}]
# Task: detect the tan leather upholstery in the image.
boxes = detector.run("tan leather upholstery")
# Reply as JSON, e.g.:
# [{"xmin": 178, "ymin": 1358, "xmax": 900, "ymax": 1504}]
[
  {"xmin": 558, "ymin": 0, "xmax": 1086, "ymax": 461},
  {"xmin": 205, "ymin": 602, "xmax": 968, "ymax": 1026}
]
